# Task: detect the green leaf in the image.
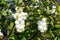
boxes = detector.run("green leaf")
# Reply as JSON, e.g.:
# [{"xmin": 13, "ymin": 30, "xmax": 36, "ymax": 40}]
[
  {"xmin": 55, "ymin": 25, "xmax": 60, "ymax": 28},
  {"xmin": 22, "ymin": 37, "xmax": 26, "ymax": 40},
  {"xmin": 57, "ymin": 6, "xmax": 60, "ymax": 13},
  {"xmin": 46, "ymin": 6, "xmax": 51, "ymax": 15},
  {"xmin": 49, "ymin": 31, "xmax": 54, "ymax": 37},
  {"xmin": 13, "ymin": 0, "xmax": 18, "ymax": 4},
  {"xmin": 8, "ymin": 22, "xmax": 14, "ymax": 30},
  {"xmin": 8, "ymin": 34, "xmax": 17, "ymax": 40},
  {"xmin": 37, "ymin": 37, "xmax": 41, "ymax": 40}
]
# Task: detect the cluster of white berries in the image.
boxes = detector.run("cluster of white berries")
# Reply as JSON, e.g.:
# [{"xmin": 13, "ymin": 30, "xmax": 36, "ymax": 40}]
[
  {"xmin": 0, "ymin": 30, "xmax": 3, "ymax": 38},
  {"xmin": 37, "ymin": 18, "xmax": 47, "ymax": 33},
  {"xmin": 12, "ymin": 7, "xmax": 28, "ymax": 32}
]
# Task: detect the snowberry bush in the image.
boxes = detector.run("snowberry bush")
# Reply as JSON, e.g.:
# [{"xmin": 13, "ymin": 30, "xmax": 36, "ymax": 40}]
[{"xmin": 0, "ymin": 0, "xmax": 60, "ymax": 40}]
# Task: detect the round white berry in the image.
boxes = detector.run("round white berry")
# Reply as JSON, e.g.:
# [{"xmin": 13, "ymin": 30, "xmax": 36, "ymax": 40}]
[
  {"xmin": 42, "ymin": 18, "xmax": 46, "ymax": 22},
  {"xmin": 21, "ymin": 12, "xmax": 28, "ymax": 17},
  {"xmin": 20, "ymin": 20, "xmax": 25, "ymax": 25},
  {"xmin": 18, "ymin": 17, "xmax": 23, "ymax": 22},
  {"xmin": 15, "ymin": 20, "xmax": 20, "ymax": 25}
]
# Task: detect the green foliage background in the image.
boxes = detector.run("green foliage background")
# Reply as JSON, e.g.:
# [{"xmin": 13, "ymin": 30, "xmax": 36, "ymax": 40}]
[{"xmin": 0, "ymin": 0, "xmax": 60, "ymax": 40}]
